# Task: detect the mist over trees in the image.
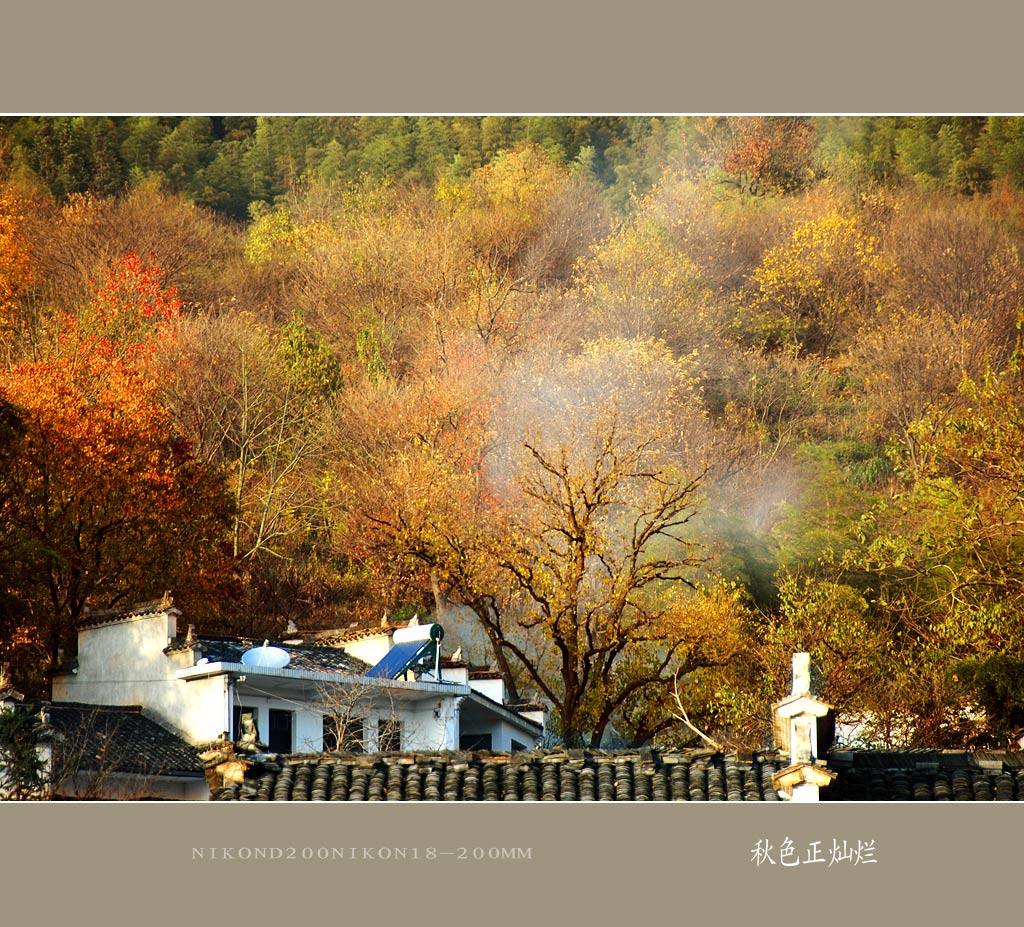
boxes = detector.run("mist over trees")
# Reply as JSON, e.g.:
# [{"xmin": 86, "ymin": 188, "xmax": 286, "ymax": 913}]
[{"xmin": 3, "ymin": 116, "xmax": 1024, "ymax": 750}]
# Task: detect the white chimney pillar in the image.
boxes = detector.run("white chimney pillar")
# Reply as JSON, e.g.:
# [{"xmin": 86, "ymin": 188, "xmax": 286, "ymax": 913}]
[
  {"xmin": 792, "ymin": 651, "xmax": 811, "ymax": 696},
  {"xmin": 771, "ymin": 652, "xmax": 836, "ymax": 802},
  {"xmin": 789, "ymin": 781, "xmax": 820, "ymax": 802}
]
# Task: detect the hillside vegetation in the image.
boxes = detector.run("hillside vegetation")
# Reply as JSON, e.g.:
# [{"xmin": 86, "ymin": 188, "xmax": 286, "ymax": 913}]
[{"xmin": 3, "ymin": 116, "xmax": 1024, "ymax": 750}]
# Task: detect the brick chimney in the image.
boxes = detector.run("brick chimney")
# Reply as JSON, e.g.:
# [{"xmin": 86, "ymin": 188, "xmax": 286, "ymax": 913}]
[{"xmin": 770, "ymin": 653, "xmax": 836, "ymax": 802}]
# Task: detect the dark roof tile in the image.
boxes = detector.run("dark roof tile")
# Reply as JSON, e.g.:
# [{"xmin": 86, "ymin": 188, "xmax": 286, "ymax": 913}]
[
  {"xmin": 21, "ymin": 701, "xmax": 203, "ymax": 777},
  {"xmin": 827, "ymin": 748, "xmax": 1024, "ymax": 801},
  {"xmin": 190, "ymin": 637, "xmax": 369, "ymax": 675},
  {"xmin": 79, "ymin": 597, "xmax": 178, "ymax": 628},
  {"xmin": 213, "ymin": 748, "xmax": 782, "ymax": 801}
]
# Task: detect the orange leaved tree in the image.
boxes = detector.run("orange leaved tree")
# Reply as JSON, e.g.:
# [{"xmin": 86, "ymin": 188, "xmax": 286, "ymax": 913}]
[
  {"xmin": 0, "ymin": 254, "xmax": 234, "ymax": 691},
  {"xmin": 0, "ymin": 189, "xmax": 36, "ymax": 351}
]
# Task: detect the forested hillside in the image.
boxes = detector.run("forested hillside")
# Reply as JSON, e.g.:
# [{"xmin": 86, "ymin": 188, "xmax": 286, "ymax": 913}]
[{"xmin": 3, "ymin": 116, "xmax": 1024, "ymax": 750}]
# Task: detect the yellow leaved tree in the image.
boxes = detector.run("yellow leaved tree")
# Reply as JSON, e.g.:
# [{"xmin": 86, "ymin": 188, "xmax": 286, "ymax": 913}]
[{"xmin": 747, "ymin": 206, "xmax": 888, "ymax": 353}]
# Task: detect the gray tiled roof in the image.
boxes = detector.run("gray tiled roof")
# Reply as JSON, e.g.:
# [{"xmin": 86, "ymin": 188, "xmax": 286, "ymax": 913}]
[
  {"xmin": 26, "ymin": 701, "xmax": 204, "ymax": 777},
  {"xmin": 293, "ymin": 626, "xmax": 389, "ymax": 645},
  {"xmin": 827, "ymin": 750, "xmax": 1024, "ymax": 801},
  {"xmin": 190, "ymin": 638, "xmax": 369, "ymax": 675},
  {"xmin": 79, "ymin": 599, "xmax": 177, "ymax": 628},
  {"xmin": 211, "ymin": 749, "xmax": 784, "ymax": 801},
  {"xmin": 211, "ymin": 745, "xmax": 1024, "ymax": 801}
]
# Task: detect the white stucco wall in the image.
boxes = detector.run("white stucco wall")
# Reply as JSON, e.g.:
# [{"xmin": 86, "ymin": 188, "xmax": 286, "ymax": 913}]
[
  {"xmin": 495, "ymin": 718, "xmax": 540, "ymax": 751},
  {"xmin": 232, "ymin": 692, "xmax": 322, "ymax": 753},
  {"xmin": 319, "ymin": 697, "xmax": 457, "ymax": 752},
  {"xmin": 167, "ymin": 675, "xmax": 229, "ymax": 743},
  {"xmin": 442, "ymin": 665, "xmax": 469, "ymax": 685},
  {"xmin": 468, "ymin": 676, "xmax": 505, "ymax": 703},
  {"xmin": 457, "ymin": 706, "xmax": 542, "ymax": 751},
  {"xmin": 397, "ymin": 697, "xmax": 458, "ymax": 752},
  {"xmin": 53, "ymin": 610, "xmax": 179, "ymax": 707},
  {"xmin": 517, "ymin": 707, "xmax": 545, "ymax": 728},
  {"xmin": 51, "ymin": 610, "xmax": 469, "ymax": 754},
  {"xmin": 233, "ymin": 686, "xmax": 461, "ymax": 753},
  {"xmin": 52, "ymin": 610, "xmax": 230, "ymax": 743},
  {"xmin": 340, "ymin": 634, "xmax": 392, "ymax": 668}
]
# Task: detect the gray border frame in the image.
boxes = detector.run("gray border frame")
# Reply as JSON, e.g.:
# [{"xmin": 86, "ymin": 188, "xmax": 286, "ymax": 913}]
[
  {"xmin": 3, "ymin": 5, "xmax": 1023, "ymax": 920},
  {"xmin": 3, "ymin": 1, "xmax": 1024, "ymax": 113}
]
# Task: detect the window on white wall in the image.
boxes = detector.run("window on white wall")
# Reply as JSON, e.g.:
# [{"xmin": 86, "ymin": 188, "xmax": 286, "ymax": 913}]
[
  {"xmin": 460, "ymin": 733, "xmax": 492, "ymax": 751},
  {"xmin": 232, "ymin": 706, "xmax": 257, "ymax": 742},
  {"xmin": 324, "ymin": 716, "xmax": 365, "ymax": 753},
  {"xmin": 269, "ymin": 709, "xmax": 293, "ymax": 753}
]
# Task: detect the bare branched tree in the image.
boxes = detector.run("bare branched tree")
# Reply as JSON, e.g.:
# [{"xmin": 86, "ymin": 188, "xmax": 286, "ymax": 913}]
[
  {"xmin": 315, "ymin": 681, "xmax": 399, "ymax": 754},
  {"xmin": 315, "ymin": 676, "xmax": 460, "ymax": 754},
  {"xmin": 672, "ymin": 672, "xmax": 723, "ymax": 751}
]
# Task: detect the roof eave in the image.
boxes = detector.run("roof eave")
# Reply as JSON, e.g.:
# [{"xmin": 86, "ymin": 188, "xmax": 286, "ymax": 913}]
[
  {"xmin": 175, "ymin": 662, "xmax": 471, "ymax": 696},
  {"xmin": 464, "ymin": 691, "xmax": 544, "ymax": 733}
]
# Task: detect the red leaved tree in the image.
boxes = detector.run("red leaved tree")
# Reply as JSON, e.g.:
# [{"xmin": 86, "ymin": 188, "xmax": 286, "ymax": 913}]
[
  {"xmin": 0, "ymin": 254, "xmax": 234, "ymax": 691},
  {"xmin": 722, "ymin": 117, "xmax": 817, "ymax": 196}
]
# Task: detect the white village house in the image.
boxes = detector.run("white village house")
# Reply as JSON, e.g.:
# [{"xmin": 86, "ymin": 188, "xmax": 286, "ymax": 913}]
[
  {"xmin": 49, "ymin": 596, "xmax": 544, "ymax": 763},
  {"xmin": 11, "ymin": 623, "xmax": 1024, "ymax": 801}
]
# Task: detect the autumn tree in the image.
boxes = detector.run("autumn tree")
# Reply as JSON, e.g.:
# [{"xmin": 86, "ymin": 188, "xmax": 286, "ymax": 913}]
[
  {"xmin": 721, "ymin": 117, "xmax": 818, "ymax": 197},
  {"xmin": 717, "ymin": 574, "xmax": 898, "ymax": 749},
  {"xmin": 337, "ymin": 337, "xmax": 745, "ymax": 747},
  {"xmin": 480, "ymin": 340, "xmax": 739, "ymax": 746},
  {"xmin": 276, "ymin": 147, "xmax": 601, "ymax": 380},
  {"xmin": 328, "ymin": 335, "xmax": 498, "ymax": 625},
  {"xmin": 162, "ymin": 310, "xmax": 344, "ymax": 632},
  {"xmin": 745, "ymin": 204, "xmax": 887, "ymax": 353},
  {"xmin": 429, "ymin": 145, "xmax": 603, "ymax": 360},
  {"xmin": 850, "ymin": 306, "xmax": 987, "ymax": 474},
  {"xmin": 0, "ymin": 401, "xmax": 46, "ymax": 695},
  {"xmin": 0, "ymin": 188, "xmax": 36, "ymax": 358},
  {"xmin": 491, "ymin": 412, "xmax": 731, "ymax": 747},
  {"xmin": 24, "ymin": 186, "xmax": 238, "ymax": 318},
  {"xmin": 0, "ymin": 254, "xmax": 234, "ymax": 688},
  {"xmin": 818, "ymin": 364, "xmax": 1024, "ymax": 746},
  {"xmin": 569, "ymin": 212, "xmax": 706, "ymax": 350},
  {"xmin": 274, "ymin": 180, "xmax": 432, "ymax": 372},
  {"xmin": 886, "ymin": 194, "xmax": 1023, "ymax": 366}
]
